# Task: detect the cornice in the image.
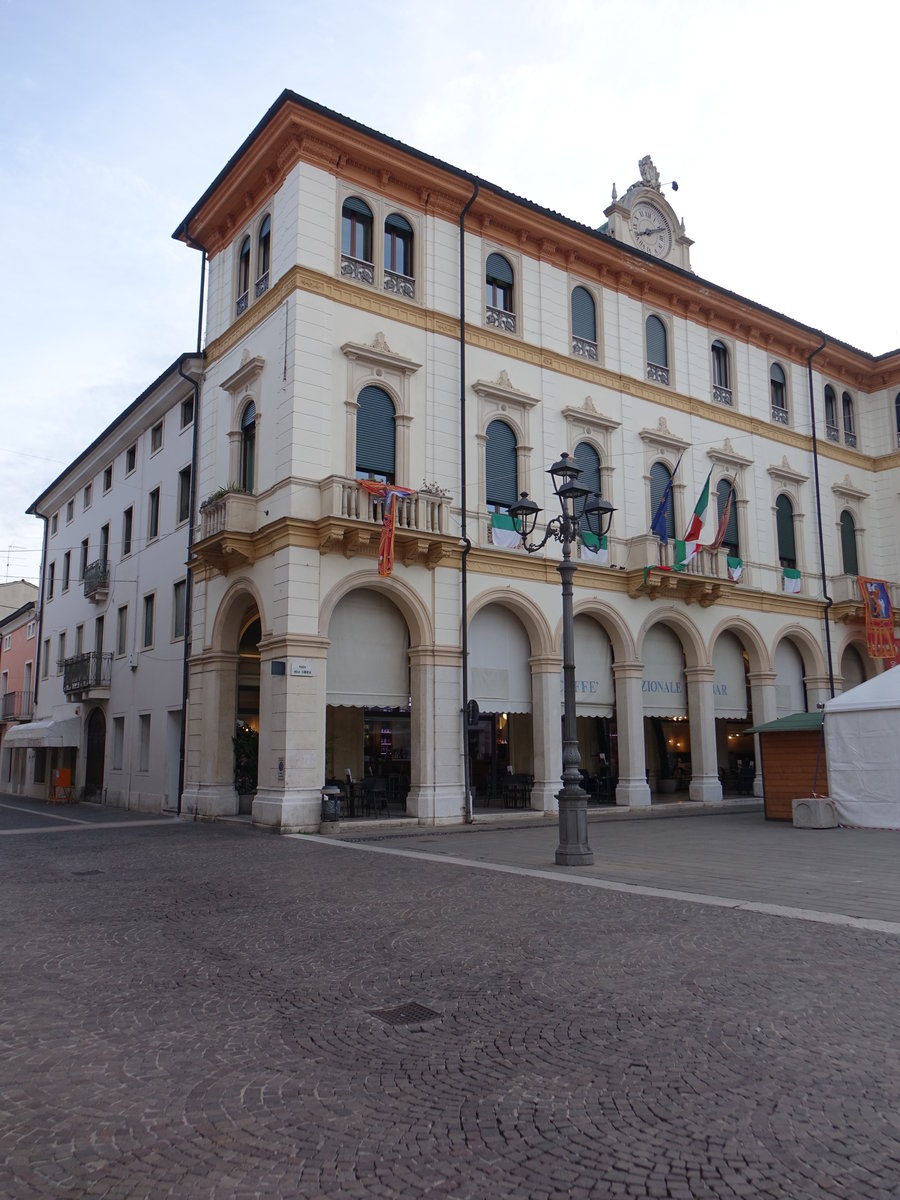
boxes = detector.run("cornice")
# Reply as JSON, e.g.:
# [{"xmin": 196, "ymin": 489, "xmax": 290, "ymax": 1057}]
[{"xmin": 203, "ymin": 263, "xmax": 886, "ymax": 474}]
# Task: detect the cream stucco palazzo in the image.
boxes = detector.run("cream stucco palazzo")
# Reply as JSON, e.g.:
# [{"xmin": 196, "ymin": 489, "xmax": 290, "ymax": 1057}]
[{"xmin": 173, "ymin": 91, "xmax": 899, "ymax": 831}]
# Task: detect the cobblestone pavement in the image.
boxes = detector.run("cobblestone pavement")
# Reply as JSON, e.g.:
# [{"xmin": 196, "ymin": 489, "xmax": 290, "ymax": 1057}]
[{"xmin": 2, "ymin": 803, "xmax": 899, "ymax": 1199}]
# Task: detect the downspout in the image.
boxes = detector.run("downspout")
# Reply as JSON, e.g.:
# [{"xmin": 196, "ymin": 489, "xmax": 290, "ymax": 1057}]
[
  {"xmin": 807, "ymin": 336, "xmax": 835, "ymax": 699},
  {"xmin": 176, "ymin": 228, "xmax": 208, "ymax": 816},
  {"xmin": 459, "ymin": 179, "xmax": 479, "ymax": 823},
  {"xmin": 31, "ymin": 512, "xmax": 49, "ymax": 710}
]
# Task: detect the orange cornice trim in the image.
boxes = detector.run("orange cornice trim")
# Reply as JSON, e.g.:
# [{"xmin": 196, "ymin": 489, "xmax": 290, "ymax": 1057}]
[{"xmin": 182, "ymin": 98, "xmax": 900, "ymax": 384}]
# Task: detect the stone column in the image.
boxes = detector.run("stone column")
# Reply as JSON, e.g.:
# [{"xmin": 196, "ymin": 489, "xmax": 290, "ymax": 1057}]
[
  {"xmin": 612, "ymin": 662, "xmax": 651, "ymax": 807},
  {"xmin": 685, "ymin": 665, "xmax": 723, "ymax": 803},
  {"xmin": 252, "ymin": 633, "xmax": 330, "ymax": 832},
  {"xmin": 182, "ymin": 649, "xmax": 239, "ymax": 818},
  {"xmin": 747, "ymin": 669, "xmax": 778, "ymax": 797},
  {"xmin": 407, "ymin": 645, "xmax": 466, "ymax": 823},
  {"xmin": 805, "ymin": 673, "xmax": 833, "ymax": 712},
  {"xmin": 530, "ymin": 653, "xmax": 563, "ymax": 813}
]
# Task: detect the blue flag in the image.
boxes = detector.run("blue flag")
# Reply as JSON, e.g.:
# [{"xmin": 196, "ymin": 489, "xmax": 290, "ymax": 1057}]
[{"xmin": 650, "ymin": 453, "xmax": 682, "ymax": 545}]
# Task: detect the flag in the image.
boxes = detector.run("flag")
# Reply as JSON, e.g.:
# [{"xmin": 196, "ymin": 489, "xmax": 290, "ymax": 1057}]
[
  {"xmin": 673, "ymin": 539, "xmax": 700, "ymax": 570},
  {"xmin": 650, "ymin": 453, "xmax": 682, "ymax": 545},
  {"xmin": 858, "ymin": 577, "xmax": 899, "ymax": 660},
  {"xmin": 357, "ymin": 480, "xmax": 414, "ymax": 576},
  {"xmin": 580, "ymin": 532, "xmax": 609, "ymax": 564},
  {"xmin": 491, "ymin": 511, "xmax": 521, "ymax": 549},
  {"xmin": 727, "ymin": 556, "xmax": 743, "ymax": 582},
  {"xmin": 707, "ymin": 481, "xmax": 734, "ymax": 551},
  {"xmin": 683, "ymin": 468, "xmax": 712, "ymax": 544},
  {"xmin": 783, "ymin": 567, "xmax": 802, "ymax": 593}
]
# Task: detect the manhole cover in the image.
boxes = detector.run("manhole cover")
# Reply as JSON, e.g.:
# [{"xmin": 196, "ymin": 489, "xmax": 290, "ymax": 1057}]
[
  {"xmin": 72, "ymin": 870, "xmax": 102, "ymax": 877},
  {"xmin": 370, "ymin": 1002, "xmax": 441, "ymax": 1027}
]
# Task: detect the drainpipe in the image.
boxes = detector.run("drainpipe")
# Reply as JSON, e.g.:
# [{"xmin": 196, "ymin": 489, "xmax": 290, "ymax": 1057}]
[
  {"xmin": 807, "ymin": 336, "xmax": 835, "ymax": 698},
  {"xmin": 176, "ymin": 228, "xmax": 208, "ymax": 817},
  {"xmin": 459, "ymin": 180, "xmax": 479, "ymax": 823},
  {"xmin": 31, "ymin": 512, "xmax": 49, "ymax": 710}
]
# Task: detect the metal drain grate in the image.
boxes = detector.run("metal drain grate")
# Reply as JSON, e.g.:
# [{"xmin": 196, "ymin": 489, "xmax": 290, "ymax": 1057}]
[
  {"xmin": 370, "ymin": 1002, "xmax": 441, "ymax": 1027},
  {"xmin": 72, "ymin": 870, "xmax": 102, "ymax": 877}
]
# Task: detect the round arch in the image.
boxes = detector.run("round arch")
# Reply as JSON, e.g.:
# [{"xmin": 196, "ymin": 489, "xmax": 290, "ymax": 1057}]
[
  {"xmin": 707, "ymin": 615, "xmax": 771, "ymax": 675},
  {"xmin": 209, "ymin": 577, "xmax": 269, "ymax": 654},
  {"xmin": 636, "ymin": 608, "xmax": 707, "ymax": 669},
  {"xmin": 319, "ymin": 570, "xmax": 434, "ymax": 650},
  {"xmin": 569, "ymin": 599, "xmax": 635, "ymax": 664},
  {"xmin": 467, "ymin": 586, "xmax": 555, "ymax": 659},
  {"xmin": 770, "ymin": 624, "xmax": 828, "ymax": 679}
]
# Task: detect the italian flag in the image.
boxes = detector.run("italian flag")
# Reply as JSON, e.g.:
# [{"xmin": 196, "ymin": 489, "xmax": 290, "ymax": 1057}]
[
  {"xmin": 580, "ymin": 532, "xmax": 609, "ymax": 565},
  {"xmin": 491, "ymin": 511, "xmax": 521, "ymax": 549},
  {"xmin": 683, "ymin": 469, "xmax": 712, "ymax": 543},
  {"xmin": 672, "ymin": 469, "xmax": 712, "ymax": 569},
  {"xmin": 727, "ymin": 556, "xmax": 744, "ymax": 582},
  {"xmin": 783, "ymin": 567, "xmax": 802, "ymax": 593}
]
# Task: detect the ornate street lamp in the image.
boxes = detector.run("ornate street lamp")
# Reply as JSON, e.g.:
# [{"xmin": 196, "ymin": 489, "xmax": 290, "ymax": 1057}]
[{"xmin": 509, "ymin": 452, "xmax": 616, "ymax": 866}]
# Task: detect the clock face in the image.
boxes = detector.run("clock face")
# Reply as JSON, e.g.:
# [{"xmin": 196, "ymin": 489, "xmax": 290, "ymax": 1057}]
[{"xmin": 630, "ymin": 202, "xmax": 673, "ymax": 258}]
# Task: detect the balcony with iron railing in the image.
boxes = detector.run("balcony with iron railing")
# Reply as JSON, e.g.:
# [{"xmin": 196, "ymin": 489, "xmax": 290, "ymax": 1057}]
[
  {"xmin": 340, "ymin": 254, "xmax": 375, "ymax": 285},
  {"xmin": 63, "ymin": 651, "xmax": 113, "ymax": 696},
  {"xmin": 384, "ymin": 270, "xmax": 414, "ymax": 299},
  {"xmin": 486, "ymin": 305, "xmax": 516, "ymax": 333},
  {"xmin": 572, "ymin": 336, "xmax": 598, "ymax": 361},
  {"xmin": 771, "ymin": 403, "xmax": 789, "ymax": 425},
  {"xmin": 712, "ymin": 385, "xmax": 733, "ymax": 407},
  {"xmin": 647, "ymin": 361, "xmax": 669, "ymax": 386},
  {"xmin": 83, "ymin": 557, "xmax": 110, "ymax": 600},
  {"xmin": 1, "ymin": 690, "xmax": 33, "ymax": 721}
]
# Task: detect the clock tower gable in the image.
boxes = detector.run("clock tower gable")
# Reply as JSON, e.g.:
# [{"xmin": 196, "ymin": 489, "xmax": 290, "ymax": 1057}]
[{"xmin": 603, "ymin": 155, "xmax": 693, "ymax": 271}]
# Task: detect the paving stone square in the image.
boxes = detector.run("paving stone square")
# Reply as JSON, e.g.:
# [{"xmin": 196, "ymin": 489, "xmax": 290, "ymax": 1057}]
[{"xmin": 1, "ymin": 798, "xmax": 898, "ymax": 1198}]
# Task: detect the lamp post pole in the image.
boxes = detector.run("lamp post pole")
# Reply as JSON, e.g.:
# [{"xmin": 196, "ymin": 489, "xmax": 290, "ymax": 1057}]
[{"xmin": 509, "ymin": 453, "xmax": 616, "ymax": 867}]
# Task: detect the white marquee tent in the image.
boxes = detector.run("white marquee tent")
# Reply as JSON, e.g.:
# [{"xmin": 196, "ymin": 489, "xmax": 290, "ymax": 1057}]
[{"xmin": 823, "ymin": 666, "xmax": 900, "ymax": 828}]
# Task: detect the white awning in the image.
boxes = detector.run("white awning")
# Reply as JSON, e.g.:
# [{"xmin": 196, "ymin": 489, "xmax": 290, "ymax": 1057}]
[
  {"xmin": 326, "ymin": 591, "xmax": 410, "ymax": 708},
  {"xmin": 469, "ymin": 605, "xmax": 532, "ymax": 714},
  {"xmin": 3, "ymin": 717, "xmax": 81, "ymax": 748},
  {"xmin": 641, "ymin": 626, "xmax": 687, "ymax": 716},
  {"xmin": 712, "ymin": 632, "xmax": 748, "ymax": 718},
  {"xmin": 567, "ymin": 615, "xmax": 614, "ymax": 716},
  {"xmin": 774, "ymin": 640, "xmax": 806, "ymax": 717}
]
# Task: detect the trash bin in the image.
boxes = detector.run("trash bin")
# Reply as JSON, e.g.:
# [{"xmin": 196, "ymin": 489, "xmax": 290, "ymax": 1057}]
[{"xmin": 320, "ymin": 785, "xmax": 342, "ymax": 822}]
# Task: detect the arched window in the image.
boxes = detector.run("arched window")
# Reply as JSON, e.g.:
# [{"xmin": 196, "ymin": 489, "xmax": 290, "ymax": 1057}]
[
  {"xmin": 775, "ymin": 494, "xmax": 796, "ymax": 568},
  {"xmin": 355, "ymin": 386, "xmax": 395, "ymax": 483},
  {"xmin": 240, "ymin": 402, "xmax": 256, "ymax": 493},
  {"xmin": 256, "ymin": 215, "xmax": 271, "ymax": 296},
  {"xmin": 485, "ymin": 253, "xmax": 514, "ymax": 328},
  {"xmin": 715, "ymin": 340, "xmax": 729, "ymax": 386},
  {"xmin": 384, "ymin": 214, "xmax": 413, "ymax": 280},
  {"xmin": 237, "ymin": 236, "xmax": 251, "ymax": 315},
  {"xmin": 573, "ymin": 442, "xmax": 601, "ymax": 520},
  {"xmin": 770, "ymin": 363, "xmax": 787, "ymax": 423},
  {"xmin": 341, "ymin": 197, "xmax": 373, "ymax": 263},
  {"xmin": 485, "ymin": 420, "xmax": 518, "ymax": 511},
  {"xmin": 646, "ymin": 315, "xmax": 668, "ymax": 384},
  {"xmin": 571, "ymin": 287, "xmax": 597, "ymax": 358},
  {"xmin": 840, "ymin": 510, "xmax": 859, "ymax": 575},
  {"xmin": 649, "ymin": 461, "xmax": 674, "ymax": 541},
  {"xmin": 841, "ymin": 391, "xmax": 856, "ymax": 447},
  {"xmin": 716, "ymin": 478, "xmax": 739, "ymax": 557},
  {"xmin": 824, "ymin": 385, "xmax": 838, "ymax": 439},
  {"xmin": 895, "ymin": 392, "xmax": 900, "ymax": 448}
]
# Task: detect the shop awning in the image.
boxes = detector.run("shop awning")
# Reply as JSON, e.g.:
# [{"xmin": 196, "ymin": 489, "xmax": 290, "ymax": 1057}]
[
  {"xmin": 326, "ymin": 591, "xmax": 410, "ymax": 708},
  {"xmin": 712, "ymin": 633, "xmax": 748, "ymax": 719},
  {"xmin": 569, "ymin": 615, "xmax": 614, "ymax": 716},
  {"xmin": 641, "ymin": 626, "xmax": 687, "ymax": 717},
  {"xmin": 469, "ymin": 606, "xmax": 532, "ymax": 714},
  {"xmin": 2, "ymin": 717, "xmax": 81, "ymax": 748}
]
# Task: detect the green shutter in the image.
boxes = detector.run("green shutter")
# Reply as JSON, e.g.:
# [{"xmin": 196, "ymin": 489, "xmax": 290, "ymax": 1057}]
[
  {"xmin": 840, "ymin": 510, "xmax": 858, "ymax": 575},
  {"xmin": 485, "ymin": 419, "xmax": 518, "ymax": 509},
  {"xmin": 776, "ymin": 494, "xmax": 796, "ymax": 566},
  {"xmin": 646, "ymin": 315, "xmax": 667, "ymax": 367},
  {"xmin": 571, "ymin": 286, "xmax": 596, "ymax": 341},
  {"xmin": 356, "ymin": 386, "xmax": 395, "ymax": 481}
]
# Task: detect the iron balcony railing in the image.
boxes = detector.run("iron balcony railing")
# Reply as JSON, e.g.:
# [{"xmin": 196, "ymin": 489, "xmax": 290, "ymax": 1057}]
[
  {"xmin": 1, "ymin": 691, "xmax": 33, "ymax": 720},
  {"xmin": 83, "ymin": 558, "xmax": 110, "ymax": 599},
  {"xmin": 63, "ymin": 652, "xmax": 113, "ymax": 695}
]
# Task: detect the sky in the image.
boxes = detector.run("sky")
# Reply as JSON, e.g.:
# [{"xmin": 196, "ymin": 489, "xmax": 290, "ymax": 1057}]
[{"xmin": 2, "ymin": 0, "xmax": 898, "ymax": 585}]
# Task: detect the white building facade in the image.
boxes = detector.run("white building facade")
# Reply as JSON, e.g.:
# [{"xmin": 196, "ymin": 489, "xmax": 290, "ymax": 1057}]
[
  {"xmin": 9, "ymin": 356, "xmax": 202, "ymax": 808},
  {"xmin": 172, "ymin": 92, "xmax": 899, "ymax": 832}
]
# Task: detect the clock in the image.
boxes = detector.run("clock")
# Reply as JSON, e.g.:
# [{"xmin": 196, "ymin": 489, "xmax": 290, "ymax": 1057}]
[{"xmin": 630, "ymin": 201, "xmax": 673, "ymax": 259}]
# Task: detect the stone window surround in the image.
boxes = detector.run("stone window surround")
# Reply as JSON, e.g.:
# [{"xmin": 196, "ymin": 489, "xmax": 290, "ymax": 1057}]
[
  {"xmin": 221, "ymin": 353, "xmax": 265, "ymax": 490},
  {"xmin": 337, "ymin": 184, "xmax": 422, "ymax": 302},
  {"xmin": 341, "ymin": 333, "xmax": 421, "ymax": 487},
  {"xmin": 473, "ymin": 371, "xmax": 538, "ymax": 515},
  {"xmin": 768, "ymin": 457, "xmax": 808, "ymax": 573}
]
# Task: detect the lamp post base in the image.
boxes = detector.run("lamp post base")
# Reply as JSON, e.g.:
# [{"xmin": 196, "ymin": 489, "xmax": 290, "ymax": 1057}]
[{"xmin": 555, "ymin": 788, "xmax": 594, "ymax": 866}]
